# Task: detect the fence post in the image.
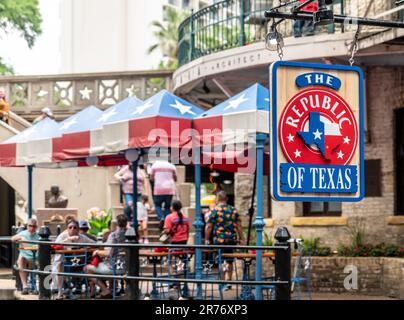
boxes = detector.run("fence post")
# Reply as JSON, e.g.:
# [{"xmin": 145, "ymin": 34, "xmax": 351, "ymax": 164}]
[
  {"xmin": 193, "ymin": 146, "xmax": 203, "ymax": 300},
  {"xmin": 253, "ymin": 133, "xmax": 267, "ymax": 300},
  {"xmin": 189, "ymin": 9, "xmax": 195, "ymax": 63},
  {"xmin": 38, "ymin": 226, "xmax": 51, "ymax": 300},
  {"xmin": 274, "ymin": 227, "xmax": 291, "ymax": 300},
  {"xmin": 27, "ymin": 165, "xmax": 33, "ymax": 219},
  {"xmin": 239, "ymin": 0, "xmax": 246, "ymax": 46},
  {"xmin": 125, "ymin": 228, "xmax": 140, "ymax": 300},
  {"xmin": 12, "ymin": 226, "xmax": 22, "ymax": 291}
]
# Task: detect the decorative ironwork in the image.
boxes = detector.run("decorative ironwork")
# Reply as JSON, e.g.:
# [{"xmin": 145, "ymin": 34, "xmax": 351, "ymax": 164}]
[{"xmin": 178, "ymin": 0, "xmax": 402, "ymax": 67}]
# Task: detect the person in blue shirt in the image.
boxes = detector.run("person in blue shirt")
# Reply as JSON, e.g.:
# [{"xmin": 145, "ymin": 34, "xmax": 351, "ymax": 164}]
[{"xmin": 11, "ymin": 218, "xmax": 40, "ymax": 295}]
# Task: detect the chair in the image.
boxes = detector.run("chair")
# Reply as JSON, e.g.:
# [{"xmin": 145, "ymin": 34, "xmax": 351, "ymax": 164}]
[
  {"xmin": 291, "ymin": 245, "xmax": 312, "ymax": 300},
  {"xmin": 60, "ymin": 251, "xmax": 89, "ymax": 299}
]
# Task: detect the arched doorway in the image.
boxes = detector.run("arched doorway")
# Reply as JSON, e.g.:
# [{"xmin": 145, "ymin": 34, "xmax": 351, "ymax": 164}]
[{"xmin": 0, "ymin": 177, "xmax": 15, "ymax": 267}]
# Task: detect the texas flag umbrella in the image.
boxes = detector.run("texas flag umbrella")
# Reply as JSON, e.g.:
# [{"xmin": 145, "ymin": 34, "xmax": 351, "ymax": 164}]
[
  {"xmin": 97, "ymin": 89, "xmax": 204, "ymax": 155},
  {"xmin": 0, "ymin": 118, "xmax": 59, "ymax": 167},
  {"xmin": 52, "ymin": 105, "xmax": 103, "ymax": 161},
  {"xmin": 194, "ymin": 83, "xmax": 269, "ymax": 148},
  {"xmin": 194, "ymin": 83, "xmax": 269, "ymax": 173},
  {"xmin": 87, "ymin": 96, "xmax": 143, "ymax": 155}
]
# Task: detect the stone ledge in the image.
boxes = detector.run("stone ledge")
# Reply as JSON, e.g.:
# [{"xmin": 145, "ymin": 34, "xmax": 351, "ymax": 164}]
[
  {"xmin": 290, "ymin": 216, "xmax": 348, "ymax": 227},
  {"xmin": 385, "ymin": 216, "xmax": 404, "ymax": 225}
]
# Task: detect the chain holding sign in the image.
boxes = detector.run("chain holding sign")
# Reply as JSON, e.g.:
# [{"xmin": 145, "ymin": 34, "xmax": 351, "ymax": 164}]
[{"xmin": 269, "ymin": 61, "xmax": 364, "ymax": 202}]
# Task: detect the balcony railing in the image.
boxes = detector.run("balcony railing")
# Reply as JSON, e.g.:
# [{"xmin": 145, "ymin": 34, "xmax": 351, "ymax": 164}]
[
  {"xmin": 178, "ymin": 0, "xmax": 401, "ymax": 67},
  {"xmin": 0, "ymin": 70, "xmax": 173, "ymax": 121}
]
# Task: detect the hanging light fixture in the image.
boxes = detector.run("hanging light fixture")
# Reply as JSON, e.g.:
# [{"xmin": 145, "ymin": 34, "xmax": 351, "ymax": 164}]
[
  {"xmin": 210, "ymin": 171, "xmax": 220, "ymax": 178},
  {"xmin": 125, "ymin": 149, "xmax": 140, "ymax": 162},
  {"xmin": 265, "ymin": 24, "xmax": 284, "ymax": 52},
  {"xmin": 85, "ymin": 156, "xmax": 99, "ymax": 167}
]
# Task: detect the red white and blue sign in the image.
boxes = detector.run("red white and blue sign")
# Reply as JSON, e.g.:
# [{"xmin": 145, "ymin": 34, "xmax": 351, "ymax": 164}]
[{"xmin": 270, "ymin": 61, "xmax": 364, "ymax": 202}]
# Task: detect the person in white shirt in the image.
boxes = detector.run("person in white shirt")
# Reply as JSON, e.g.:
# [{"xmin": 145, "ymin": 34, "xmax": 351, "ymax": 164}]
[{"xmin": 150, "ymin": 160, "xmax": 177, "ymax": 230}]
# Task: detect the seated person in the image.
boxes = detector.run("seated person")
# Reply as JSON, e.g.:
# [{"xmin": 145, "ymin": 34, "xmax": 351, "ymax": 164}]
[
  {"xmin": 79, "ymin": 220, "xmax": 98, "ymax": 242},
  {"xmin": 53, "ymin": 219, "xmax": 95, "ymax": 299},
  {"xmin": 85, "ymin": 214, "xmax": 128, "ymax": 299},
  {"xmin": 11, "ymin": 218, "xmax": 40, "ymax": 295}
]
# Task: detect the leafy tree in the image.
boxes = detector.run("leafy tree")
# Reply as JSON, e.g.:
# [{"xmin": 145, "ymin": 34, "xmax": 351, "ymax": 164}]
[
  {"xmin": 0, "ymin": 0, "xmax": 42, "ymax": 74},
  {"xmin": 148, "ymin": 6, "xmax": 188, "ymax": 70}
]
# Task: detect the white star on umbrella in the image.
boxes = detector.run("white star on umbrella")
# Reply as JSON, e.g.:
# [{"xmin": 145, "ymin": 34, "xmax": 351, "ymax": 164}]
[
  {"xmin": 224, "ymin": 94, "xmax": 248, "ymax": 111},
  {"xmin": 132, "ymin": 101, "xmax": 153, "ymax": 115},
  {"xmin": 170, "ymin": 100, "xmax": 196, "ymax": 116},
  {"xmin": 97, "ymin": 108, "xmax": 118, "ymax": 123},
  {"xmin": 79, "ymin": 86, "xmax": 93, "ymax": 100},
  {"xmin": 21, "ymin": 127, "xmax": 37, "ymax": 139},
  {"xmin": 287, "ymin": 134, "xmax": 294, "ymax": 143},
  {"xmin": 59, "ymin": 118, "xmax": 77, "ymax": 131},
  {"xmin": 313, "ymin": 129, "xmax": 323, "ymax": 140},
  {"xmin": 343, "ymin": 136, "xmax": 351, "ymax": 144},
  {"xmin": 294, "ymin": 149, "xmax": 302, "ymax": 158},
  {"xmin": 337, "ymin": 150, "xmax": 344, "ymax": 159}
]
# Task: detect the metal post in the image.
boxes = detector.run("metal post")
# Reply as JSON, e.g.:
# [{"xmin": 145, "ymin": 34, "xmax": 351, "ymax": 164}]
[
  {"xmin": 253, "ymin": 133, "xmax": 267, "ymax": 300},
  {"xmin": 274, "ymin": 227, "xmax": 291, "ymax": 300},
  {"xmin": 11, "ymin": 226, "xmax": 22, "ymax": 291},
  {"xmin": 132, "ymin": 160, "xmax": 139, "ymax": 232},
  {"xmin": 38, "ymin": 226, "xmax": 51, "ymax": 300},
  {"xmin": 189, "ymin": 9, "xmax": 195, "ymax": 63},
  {"xmin": 125, "ymin": 228, "xmax": 140, "ymax": 300},
  {"xmin": 239, "ymin": 0, "xmax": 246, "ymax": 46},
  {"xmin": 27, "ymin": 165, "xmax": 33, "ymax": 219},
  {"xmin": 193, "ymin": 147, "xmax": 204, "ymax": 300}
]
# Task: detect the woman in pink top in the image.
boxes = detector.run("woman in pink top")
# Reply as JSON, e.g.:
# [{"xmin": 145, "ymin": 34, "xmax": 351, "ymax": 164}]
[
  {"xmin": 163, "ymin": 200, "xmax": 189, "ymax": 245},
  {"xmin": 114, "ymin": 164, "xmax": 147, "ymax": 220}
]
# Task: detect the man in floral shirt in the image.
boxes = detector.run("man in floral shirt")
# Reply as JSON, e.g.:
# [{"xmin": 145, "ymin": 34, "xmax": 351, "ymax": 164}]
[{"xmin": 205, "ymin": 191, "xmax": 245, "ymax": 291}]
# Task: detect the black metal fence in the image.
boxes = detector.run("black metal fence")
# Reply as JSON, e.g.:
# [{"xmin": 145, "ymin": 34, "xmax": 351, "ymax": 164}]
[{"xmin": 0, "ymin": 226, "xmax": 293, "ymax": 300}]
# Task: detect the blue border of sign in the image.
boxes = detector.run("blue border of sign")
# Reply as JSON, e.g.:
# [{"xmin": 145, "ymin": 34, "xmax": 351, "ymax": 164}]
[{"xmin": 270, "ymin": 61, "xmax": 365, "ymax": 202}]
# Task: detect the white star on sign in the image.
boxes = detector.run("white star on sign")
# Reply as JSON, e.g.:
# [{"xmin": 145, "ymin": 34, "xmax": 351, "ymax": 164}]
[
  {"xmin": 203, "ymin": 262, "xmax": 213, "ymax": 272},
  {"xmin": 97, "ymin": 108, "xmax": 117, "ymax": 123},
  {"xmin": 337, "ymin": 150, "xmax": 344, "ymax": 159},
  {"xmin": 59, "ymin": 118, "xmax": 77, "ymax": 131},
  {"xmin": 79, "ymin": 86, "xmax": 93, "ymax": 100},
  {"xmin": 170, "ymin": 100, "xmax": 196, "ymax": 116},
  {"xmin": 343, "ymin": 136, "xmax": 351, "ymax": 144},
  {"xmin": 132, "ymin": 101, "xmax": 153, "ymax": 115},
  {"xmin": 224, "ymin": 94, "xmax": 248, "ymax": 111},
  {"xmin": 294, "ymin": 149, "xmax": 302, "ymax": 158},
  {"xmin": 313, "ymin": 129, "xmax": 323, "ymax": 140},
  {"xmin": 287, "ymin": 134, "xmax": 294, "ymax": 143}
]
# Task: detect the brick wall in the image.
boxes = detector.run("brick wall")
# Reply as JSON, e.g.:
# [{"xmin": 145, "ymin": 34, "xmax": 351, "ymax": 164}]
[{"xmin": 238, "ymin": 257, "xmax": 404, "ymax": 299}]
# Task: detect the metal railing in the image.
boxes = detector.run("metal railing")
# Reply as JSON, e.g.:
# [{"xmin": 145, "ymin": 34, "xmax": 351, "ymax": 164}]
[
  {"xmin": 0, "ymin": 227, "xmax": 293, "ymax": 300},
  {"xmin": 178, "ymin": 0, "xmax": 402, "ymax": 67},
  {"xmin": 0, "ymin": 70, "xmax": 173, "ymax": 121}
]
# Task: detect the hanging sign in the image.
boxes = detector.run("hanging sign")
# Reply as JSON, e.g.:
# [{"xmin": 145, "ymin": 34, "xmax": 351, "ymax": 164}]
[{"xmin": 270, "ymin": 61, "xmax": 364, "ymax": 202}]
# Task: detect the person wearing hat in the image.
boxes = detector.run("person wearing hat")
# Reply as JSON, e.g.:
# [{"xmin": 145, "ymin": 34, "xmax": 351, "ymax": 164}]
[
  {"xmin": 33, "ymin": 107, "xmax": 55, "ymax": 124},
  {"xmin": 0, "ymin": 86, "xmax": 10, "ymax": 124},
  {"xmin": 79, "ymin": 220, "xmax": 97, "ymax": 242}
]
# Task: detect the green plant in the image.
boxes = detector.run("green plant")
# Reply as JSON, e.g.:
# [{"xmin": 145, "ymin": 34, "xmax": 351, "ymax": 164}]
[
  {"xmin": 87, "ymin": 207, "xmax": 112, "ymax": 237},
  {"xmin": 300, "ymin": 236, "xmax": 332, "ymax": 256}
]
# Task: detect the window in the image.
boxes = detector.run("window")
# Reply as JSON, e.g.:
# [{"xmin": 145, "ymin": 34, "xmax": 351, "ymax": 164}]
[
  {"xmin": 303, "ymin": 202, "xmax": 342, "ymax": 216},
  {"xmin": 365, "ymin": 159, "xmax": 382, "ymax": 197},
  {"xmin": 395, "ymin": 108, "xmax": 404, "ymax": 215}
]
